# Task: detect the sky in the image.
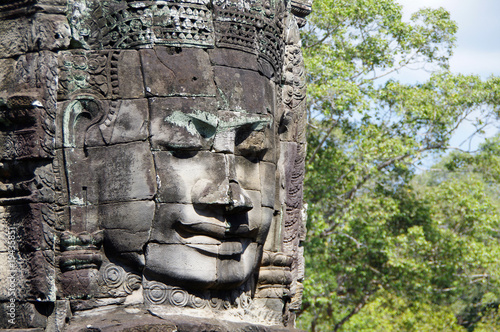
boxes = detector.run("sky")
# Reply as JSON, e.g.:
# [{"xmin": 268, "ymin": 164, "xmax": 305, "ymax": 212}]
[
  {"xmin": 395, "ymin": 0, "xmax": 500, "ymax": 157},
  {"xmin": 398, "ymin": 0, "xmax": 500, "ymax": 79}
]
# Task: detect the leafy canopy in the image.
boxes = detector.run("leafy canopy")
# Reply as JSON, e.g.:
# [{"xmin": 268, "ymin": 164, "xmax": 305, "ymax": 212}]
[{"xmin": 297, "ymin": 0, "xmax": 500, "ymax": 331}]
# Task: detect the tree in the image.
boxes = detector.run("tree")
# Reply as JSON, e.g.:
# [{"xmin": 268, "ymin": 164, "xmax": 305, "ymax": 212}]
[{"xmin": 297, "ymin": 0, "xmax": 500, "ymax": 330}]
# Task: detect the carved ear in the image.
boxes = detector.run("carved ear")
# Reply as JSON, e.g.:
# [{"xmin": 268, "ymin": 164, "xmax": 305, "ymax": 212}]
[{"xmin": 63, "ymin": 98, "xmax": 104, "ymax": 148}]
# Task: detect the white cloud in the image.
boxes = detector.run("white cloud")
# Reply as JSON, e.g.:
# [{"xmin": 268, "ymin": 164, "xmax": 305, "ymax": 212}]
[
  {"xmin": 450, "ymin": 50, "xmax": 500, "ymax": 78},
  {"xmin": 395, "ymin": 0, "xmax": 500, "ymax": 155},
  {"xmin": 397, "ymin": 0, "xmax": 500, "ymax": 77}
]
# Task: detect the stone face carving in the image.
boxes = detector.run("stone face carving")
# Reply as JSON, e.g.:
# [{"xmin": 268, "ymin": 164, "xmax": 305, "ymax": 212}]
[{"xmin": 0, "ymin": 0, "xmax": 310, "ymax": 330}]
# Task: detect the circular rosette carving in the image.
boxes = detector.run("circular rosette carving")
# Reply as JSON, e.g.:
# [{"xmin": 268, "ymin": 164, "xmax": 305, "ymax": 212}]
[
  {"xmin": 208, "ymin": 297, "xmax": 223, "ymax": 310},
  {"xmin": 169, "ymin": 287, "xmax": 189, "ymax": 307},
  {"xmin": 124, "ymin": 273, "xmax": 141, "ymax": 294},
  {"xmin": 101, "ymin": 264, "xmax": 125, "ymax": 288},
  {"xmin": 189, "ymin": 293, "xmax": 207, "ymax": 309},
  {"xmin": 144, "ymin": 281, "xmax": 169, "ymax": 304}
]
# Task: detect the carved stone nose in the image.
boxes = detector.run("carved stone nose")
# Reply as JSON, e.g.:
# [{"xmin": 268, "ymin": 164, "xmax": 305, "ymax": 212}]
[
  {"xmin": 226, "ymin": 182, "xmax": 253, "ymax": 214},
  {"xmin": 191, "ymin": 178, "xmax": 253, "ymax": 213}
]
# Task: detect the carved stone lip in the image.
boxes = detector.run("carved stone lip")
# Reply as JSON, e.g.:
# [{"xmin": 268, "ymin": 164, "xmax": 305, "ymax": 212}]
[
  {"xmin": 176, "ymin": 219, "xmax": 227, "ymax": 239},
  {"xmin": 178, "ymin": 234, "xmax": 222, "ymax": 245},
  {"xmin": 175, "ymin": 220, "xmax": 247, "ymax": 256},
  {"xmin": 185, "ymin": 240, "xmax": 244, "ymax": 256},
  {"xmin": 176, "ymin": 218, "xmax": 255, "ymax": 240}
]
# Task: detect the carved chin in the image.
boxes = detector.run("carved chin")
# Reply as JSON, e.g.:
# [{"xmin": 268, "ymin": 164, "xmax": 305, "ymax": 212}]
[{"xmin": 144, "ymin": 241, "xmax": 259, "ymax": 290}]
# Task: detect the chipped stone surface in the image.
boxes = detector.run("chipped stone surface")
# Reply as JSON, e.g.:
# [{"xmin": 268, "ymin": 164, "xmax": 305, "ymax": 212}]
[
  {"xmin": 0, "ymin": 13, "xmax": 70, "ymax": 58},
  {"xmin": 65, "ymin": 310, "xmax": 304, "ymax": 332}
]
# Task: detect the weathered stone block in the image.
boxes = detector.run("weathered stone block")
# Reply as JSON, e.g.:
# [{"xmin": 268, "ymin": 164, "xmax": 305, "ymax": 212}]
[
  {"xmin": 0, "ymin": 58, "xmax": 15, "ymax": 102},
  {"xmin": 235, "ymin": 156, "xmax": 261, "ymax": 191},
  {"xmin": 258, "ymin": 207, "xmax": 274, "ymax": 245},
  {"xmin": 264, "ymin": 214, "xmax": 282, "ymax": 252},
  {"xmin": 104, "ymin": 229, "xmax": 150, "ymax": 254},
  {"xmin": 12, "ymin": 51, "xmax": 58, "ymax": 97},
  {"xmin": 92, "ymin": 143, "xmax": 156, "ymax": 203},
  {"xmin": 208, "ymin": 48, "xmax": 260, "ymax": 72},
  {"xmin": 100, "ymin": 99, "xmax": 149, "ymax": 145},
  {"xmin": 153, "ymin": 151, "xmax": 227, "ymax": 204},
  {"xmin": 141, "ymin": 47, "xmax": 216, "ymax": 97},
  {"xmin": 32, "ymin": 13, "xmax": 71, "ymax": 52},
  {"xmin": 0, "ymin": 301, "xmax": 49, "ymax": 329},
  {"xmin": 65, "ymin": 142, "xmax": 156, "ymax": 205},
  {"xmin": 0, "ymin": 16, "xmax": 30, "ymax": 57},
  {"xmin": 0, "ymin": 251, "xmax": 30, "ymax": 301},
  {"xmin": 100, "ymin": 201, "xmax": 155, "ymax": 233},
  {"xmin": 213, "ymin": 130, "xmax": 236, "ymax": 154},
  {"xmin": 63, "ymin": 147, "xmax": 98, "ymax": 207},
  {"xmin": 0, "ymin": 204, "xmax": 54, "ymax": 253},
  {"xmin": 235, "ymin": 125, "xmax": 276, "ymax": 163},
  {"xmin": 102, "ymin": 201, "xmax": 154, "ymax": 260},
  {"xmin": 260, "ymin": 162, "xmax": 277, "ymax": 208},
  {"xmin": 67, "ymin": 205, "xmax": 99, "ymax": 233},
  {"xmin": 213, "ymin": 66, "xmax": 274, "ymax": 114},
  {"xmin": 26, "ymin": 250, "xmax": 56, "ymax": 301},
  {"xmin": 216, "ymin": 242, "xmax": 259, "ymax": 286},
  {"xmin": 245, "ymin": 190, "xmax": 262, "ymax": 235},
  {"xmin": 118, "ymin": 50, "xmax": 145, "ymax": 99},
  {"xmin": 59, "ymin": 269, "xmax": 99, "ymax": 299},
  {"xmin": 0, "ymin": 14, "xmax": 70, "ymax": 58},
  {"xmin": 149, "ymin": 97, "xmax": 218, "ymax": 151},
  {"xmin": 0, "ymin": 249, "xmax": 55, "ymax": 302}
]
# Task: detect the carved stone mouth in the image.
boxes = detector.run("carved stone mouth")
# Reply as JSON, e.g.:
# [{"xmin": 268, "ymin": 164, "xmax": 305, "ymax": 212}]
[
  {"xmin": 185, "ymin": 241, "xmax": 244, "ymax": 256},
  {"xmin": 219, "ymin": 240, "xmax": 243, "ymax": 256},
  {"xmin": 176, "ymin": 219, "xmax": 227, "ymax": 239},
  {"xmin": 176, "ymin": 220, "xmax": 247, "ymax": 256},
  {"xmin": 176, "ymin": 218, "xmax": 255, "ymax": 239}
]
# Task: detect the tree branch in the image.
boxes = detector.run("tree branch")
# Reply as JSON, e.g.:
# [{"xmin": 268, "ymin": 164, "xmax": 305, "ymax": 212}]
[
  {"xmin": 333, "ymin": 292, "xmax": 372, "ymax": 332},
  {"xmin": 308, "ymin": 119, "xmax": 338, "ymax": 164}
]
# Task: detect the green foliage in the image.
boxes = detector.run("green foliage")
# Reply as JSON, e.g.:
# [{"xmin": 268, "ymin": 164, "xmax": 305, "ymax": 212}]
[
  {"xmin": 345, "ymin": 292, "xmax": 465, "ymax": 332},
  {"xmin": 298, "ymin": 0, "xmax": 500, "ymax": 330}
]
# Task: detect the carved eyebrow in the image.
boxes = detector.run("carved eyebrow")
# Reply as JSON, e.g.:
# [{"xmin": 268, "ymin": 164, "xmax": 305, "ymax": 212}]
[
  {"xmin": 217, "ymin": 112, "xmax": 272, "ymax": 132},
  {"xmin": 164, "ymin": 110, "xmax": 219, "ymax": 138},
  {"xmin": 164, "ymin": 110, "xmax": 271, "ymax": 137}
]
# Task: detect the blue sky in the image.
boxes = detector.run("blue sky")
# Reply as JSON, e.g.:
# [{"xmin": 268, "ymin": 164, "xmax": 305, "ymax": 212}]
[
  {"xmin": 396, "ymin": 0, "xmax": 500, "ymax": 157},
  {"xmin": 398, "ymin": 0, "xmax": 500, "ymax": 79}
]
